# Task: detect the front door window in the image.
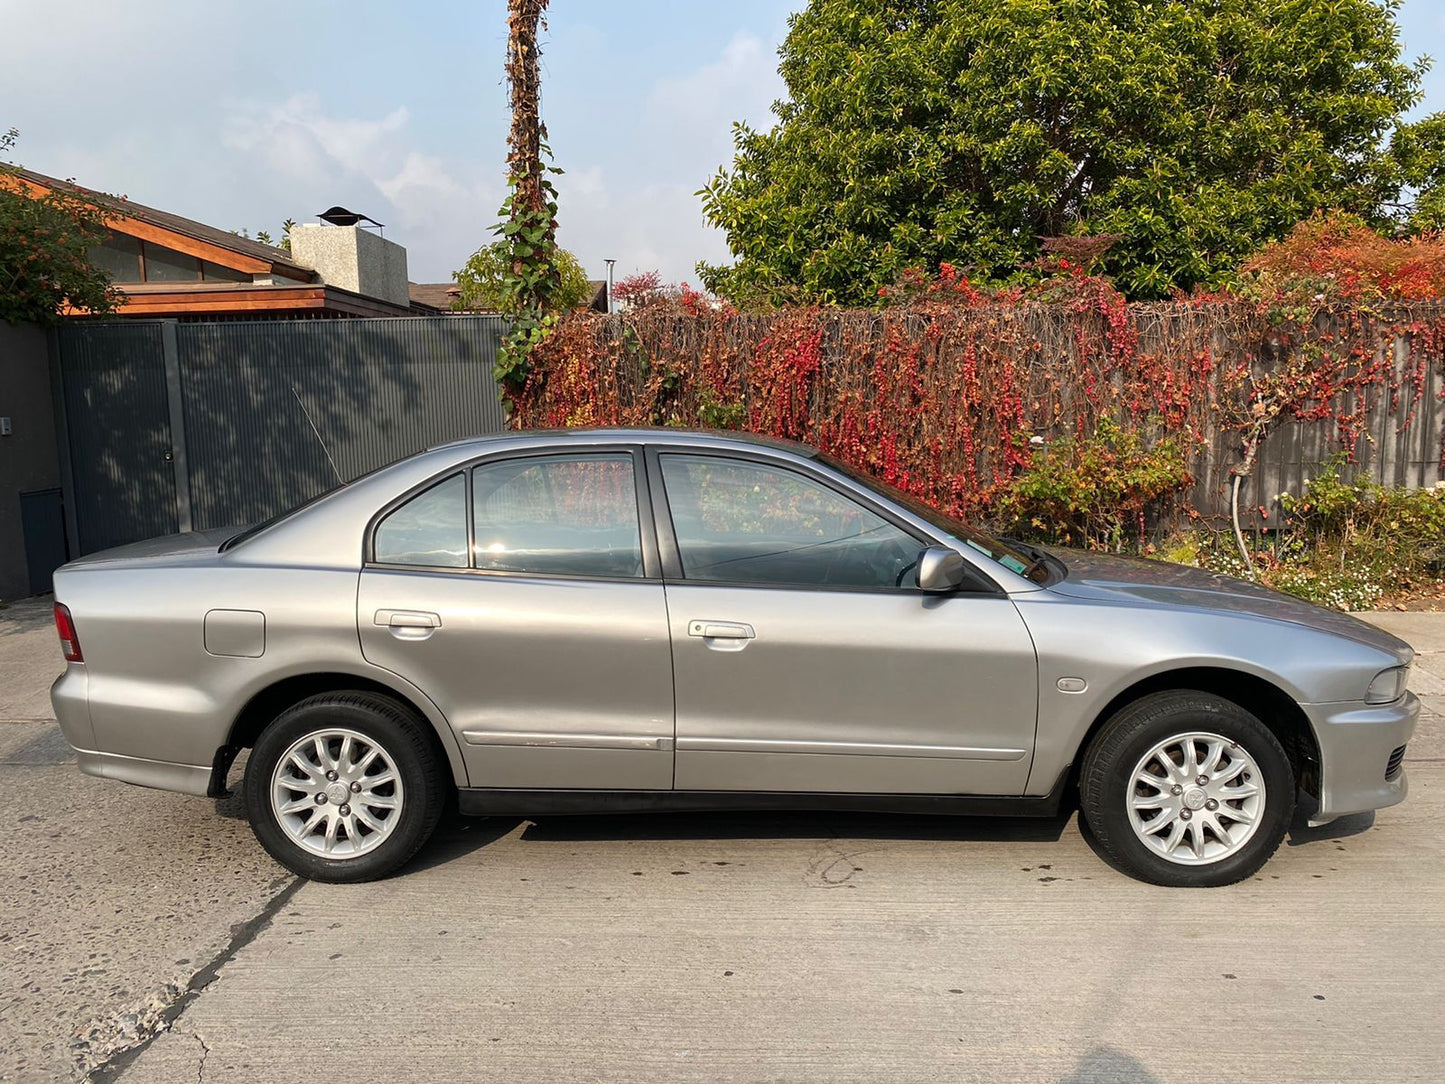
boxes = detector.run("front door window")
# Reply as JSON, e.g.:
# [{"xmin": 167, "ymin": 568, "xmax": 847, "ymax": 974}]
[{"xmin": 658, "ymin": 454, "xmax": 921, "ymax": 589}]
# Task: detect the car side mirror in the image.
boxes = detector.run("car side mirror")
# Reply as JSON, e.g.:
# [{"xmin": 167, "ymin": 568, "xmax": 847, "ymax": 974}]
[{"xmin": 916, "ymin": 546, "xmax": 967, "ymax": 593}]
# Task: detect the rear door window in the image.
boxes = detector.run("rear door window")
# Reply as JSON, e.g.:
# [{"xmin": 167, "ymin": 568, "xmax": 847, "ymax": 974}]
[{"xmin": 471, "ymin": 455, "xmax": 644, "ymax": 578}]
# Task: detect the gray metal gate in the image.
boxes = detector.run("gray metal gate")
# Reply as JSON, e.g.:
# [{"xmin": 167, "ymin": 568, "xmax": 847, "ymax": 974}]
[
  {"xmin": 54, "ymin": 316, "xmax": 507, "ymax": 554},
  {"xmin": 53, "ymin": 321, "xmax": 178, "ymax": 552}
]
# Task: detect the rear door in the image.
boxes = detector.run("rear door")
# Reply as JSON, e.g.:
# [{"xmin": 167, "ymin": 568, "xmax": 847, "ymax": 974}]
[
  {"xmin": 652, "ymin": 450, "xmax": 1038, "ymax": 795},
  {"xmin": 358, "ymin": 447, "xmax": 674, "ymax": 790}
]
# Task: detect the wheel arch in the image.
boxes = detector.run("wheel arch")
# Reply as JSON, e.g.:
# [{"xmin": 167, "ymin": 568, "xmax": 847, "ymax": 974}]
[
  {"xmin": 215, "ymin": 672, "xmax": 467, "ymax": 795},
  {"xmin": 1072, "ymin": 667, "xmax": 1321, "ymax": 795}
]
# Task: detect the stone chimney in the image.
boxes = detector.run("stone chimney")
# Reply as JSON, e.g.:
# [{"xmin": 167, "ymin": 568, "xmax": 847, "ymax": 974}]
[{"xmin": 289, "ymin": 222, "xmax": 409, "ymax": 307}]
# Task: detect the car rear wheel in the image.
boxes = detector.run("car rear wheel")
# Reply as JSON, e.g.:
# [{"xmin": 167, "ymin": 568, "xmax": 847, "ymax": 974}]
[
  {"xmin": 244, "ymin": 692, "xmax": 444, "ymax": 882},
  {"xmin": 1080, "ymin": 691, "xmax": 1294, "ymax": 887}
]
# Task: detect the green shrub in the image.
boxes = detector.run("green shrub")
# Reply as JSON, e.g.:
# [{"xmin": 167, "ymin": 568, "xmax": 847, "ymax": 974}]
[
  {"xmin": 1178, "ymin": 455, "xmax": 1445, "ymax": 609},
  {"xmin": 1278, "ymin": 455, "xmax": 1445, "ymax": 577},
  {"xmin": 996, "ymin": 419, "xmax": 1193, "ymax": 550}
]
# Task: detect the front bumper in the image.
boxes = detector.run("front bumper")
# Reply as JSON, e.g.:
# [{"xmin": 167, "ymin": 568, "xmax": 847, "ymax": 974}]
[{"xmin": 1305, "ymin": 692, "xmax": 1419, "ymax": 825}]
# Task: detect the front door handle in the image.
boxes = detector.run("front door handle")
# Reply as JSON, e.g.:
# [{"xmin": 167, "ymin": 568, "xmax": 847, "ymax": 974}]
[
  {"xmin": 375, "ymin": 609, "xmax": 441, "ymax": 640},
  {"xmin": 688, "ymin": 620, "xmax": 755, "ymax": 641}
]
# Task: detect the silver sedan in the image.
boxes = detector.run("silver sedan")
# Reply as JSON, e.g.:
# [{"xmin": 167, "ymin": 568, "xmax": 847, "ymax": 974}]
[{"xmin": 50, "ymin": 429, "xmax": 1417, "ymax": 886}]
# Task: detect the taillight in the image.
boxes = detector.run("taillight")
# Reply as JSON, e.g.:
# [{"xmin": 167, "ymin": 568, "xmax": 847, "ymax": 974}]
[{"xmin": 54, "ymin": 603, "xmax": 83, "ymax": 663}]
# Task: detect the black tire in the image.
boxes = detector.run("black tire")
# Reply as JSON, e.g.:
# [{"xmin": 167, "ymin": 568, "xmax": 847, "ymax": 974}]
[
  {"xmin": 244, "ymin": 691, "xmax": 445, "ymax": 883},
  {"xmin": 1080, "ymin": 690, "xmax": 1294, "ymax": 888}
]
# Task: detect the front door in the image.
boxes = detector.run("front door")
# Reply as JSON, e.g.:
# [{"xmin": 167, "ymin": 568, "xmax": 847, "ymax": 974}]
[
  {"xmin": 653, "ymin": 452, "xmax": 1038, "ymax": 795},
  {"xmin": 358, "ymin": 450, "xmax": 674, "ymax": 790}
]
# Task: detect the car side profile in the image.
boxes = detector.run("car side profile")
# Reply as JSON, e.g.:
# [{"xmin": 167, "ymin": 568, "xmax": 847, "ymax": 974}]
[{"xmin": 50, "ymin": 429, "xmax": 1417, "ymax": 887}]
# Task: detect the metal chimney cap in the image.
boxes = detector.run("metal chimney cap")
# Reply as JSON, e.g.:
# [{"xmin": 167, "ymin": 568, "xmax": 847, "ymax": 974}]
[{"xmin": 316, "ymin": 206, "xmax": 385, "ymax": 229}]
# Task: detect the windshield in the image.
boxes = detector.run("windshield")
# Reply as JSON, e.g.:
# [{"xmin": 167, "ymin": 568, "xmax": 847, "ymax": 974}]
[{"xmin": 816, "ymin": 453, "xmax": 1047, "ymax": 583}]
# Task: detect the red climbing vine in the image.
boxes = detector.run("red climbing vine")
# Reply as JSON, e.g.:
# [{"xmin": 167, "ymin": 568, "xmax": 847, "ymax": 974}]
[{"xmin": 510, "ymin": 227, "xmax": 1445, "ymax": 534}]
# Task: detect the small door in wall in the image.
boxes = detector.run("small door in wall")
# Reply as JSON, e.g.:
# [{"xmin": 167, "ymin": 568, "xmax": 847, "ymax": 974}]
[{"xmin": 20, "ymin": 487, "xmax": 68, "ymax": 595}]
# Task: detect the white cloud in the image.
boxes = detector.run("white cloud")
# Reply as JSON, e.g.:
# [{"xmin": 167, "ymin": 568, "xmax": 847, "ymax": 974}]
[
  {"xmin": 224, "ymin": 94, "xmax": 411, "ymax": 186},
  {"xmin": 221, "ymin": 94, "xmax": 504, "ymax": 280},
  {"xmin": 649, "ymin": 31, "xmax": 779, "ymax": 145},
  {"xmin": 549, "ymin": 31, "xmax": 785, "ymax": 287}
]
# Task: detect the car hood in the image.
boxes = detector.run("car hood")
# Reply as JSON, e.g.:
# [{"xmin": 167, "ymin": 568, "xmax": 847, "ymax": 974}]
[{"xmin": 1044, "ymin": 548, "xmax": 1413, "ymax": 662}]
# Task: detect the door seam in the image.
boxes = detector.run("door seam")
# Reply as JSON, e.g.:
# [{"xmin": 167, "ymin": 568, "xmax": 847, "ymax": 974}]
[{"xmin": 661, "ymin": 582, "xmax": 680, "ymax": 789}]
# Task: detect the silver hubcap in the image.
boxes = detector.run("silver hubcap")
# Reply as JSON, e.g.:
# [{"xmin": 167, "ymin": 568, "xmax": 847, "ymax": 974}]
[
  {"xmin": 1127, "ymin": 731, "xmax": 1265, "ymax": 865},
  {"xmin": 270, "ymin": 728, "xmax": 404, "ymax": 858}
]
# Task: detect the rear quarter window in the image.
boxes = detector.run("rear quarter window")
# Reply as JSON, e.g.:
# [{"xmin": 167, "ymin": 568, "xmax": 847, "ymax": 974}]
[{"xmin": 373, "ymin": 474, "xmax": 468, "ymax": 567}]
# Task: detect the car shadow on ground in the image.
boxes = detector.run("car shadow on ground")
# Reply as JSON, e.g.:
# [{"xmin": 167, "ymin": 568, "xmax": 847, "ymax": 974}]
[
  {"xmin": 405, "ymin": 785, "xmax": 1375, "ymax": 874},
  {"xmin": 1285, "ymin": 794, "xmax": 1375, "ymax": 846},
  {"xmin": 215, "ymin": 771, "xmax": 1377, "ymax": 878},
  {"xmin": 1061, "ymin": 1046, "xmax": 1161, "ymax": 1083},
  {"xmin": 401, "ymin": 806, "xmax": 1077, "ymax": 877}
]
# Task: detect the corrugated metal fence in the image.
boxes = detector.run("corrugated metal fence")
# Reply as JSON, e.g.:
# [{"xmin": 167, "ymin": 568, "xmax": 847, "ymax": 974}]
[{"xmin": 54, "ymin": 316, "xmax": 507, "ymax": 554}]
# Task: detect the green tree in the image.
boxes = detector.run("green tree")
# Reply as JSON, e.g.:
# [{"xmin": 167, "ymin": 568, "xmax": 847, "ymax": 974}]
[
  {"xmin": 699, "ymin": 0, "xmax": 1445, "ymax": 304},
  {"xmin": 1387, "ymin": 114, "xmax": 1445, "ymax": 231},
  {"xmin": 453, "ymin": 239, "xmax": 593, "ymax": 312},
  {"xmin": 1, "ymin": 128, "xmax": 118, "ymax": 323}
]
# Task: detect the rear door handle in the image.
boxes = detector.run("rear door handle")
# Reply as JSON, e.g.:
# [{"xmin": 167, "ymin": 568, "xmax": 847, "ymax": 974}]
[
  {"xmin": 688, "ymin": 620, "xmax": 755, "ymax": 640},
  {"xmin": 375, "ymin": 610, "xmax": 441, "ymax": 640}
]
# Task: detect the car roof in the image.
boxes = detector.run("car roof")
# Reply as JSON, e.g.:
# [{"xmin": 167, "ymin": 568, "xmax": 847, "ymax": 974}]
[{"xmin": 428, "ymin": 427, "xmax": 818, "ymax": 457}]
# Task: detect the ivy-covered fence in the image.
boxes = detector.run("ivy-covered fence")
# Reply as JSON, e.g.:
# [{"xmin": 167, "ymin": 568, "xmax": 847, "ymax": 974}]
[{"xmin": 512, "ymin": 297, "xmax": 1445, "ymax": 530}]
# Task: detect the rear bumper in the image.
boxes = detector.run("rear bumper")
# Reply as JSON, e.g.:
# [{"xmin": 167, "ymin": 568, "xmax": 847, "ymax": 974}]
[
  {"xmin": 1306, "ymin": 692, "xmax": 1418, "ymax": 825},
  {"xmin": 72, "ymin": 747, "xmax": 214, "ymax": 797},
  {"xmin": 51, "ymin": 667, "xmax": 95, "ymax": 750},
  {"xmin": 53, "ymin": 668, "xmax": 213, "ymax": 797}
]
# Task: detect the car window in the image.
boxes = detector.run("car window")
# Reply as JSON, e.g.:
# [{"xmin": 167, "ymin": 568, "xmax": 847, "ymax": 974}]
[
  {"xmin": 816, "ymin": 452, "xmax": 1046, "ymax": 582},
  {"xmin": 472, "ymin": 455, "xmax": 644, "ymax": 578},
  {"xmin": 659, "ymin": 454, "xmax": 921, "ymax": 589},
  {"xmin": 373, "ymin": 473, "xmax": 468, "ymax": 568}
]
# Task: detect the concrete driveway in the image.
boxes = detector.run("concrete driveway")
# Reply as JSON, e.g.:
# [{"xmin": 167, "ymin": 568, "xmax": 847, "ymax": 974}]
[{"xmin": 2, "ymin": 595, "xmax": 1441, "ymax": 1083}]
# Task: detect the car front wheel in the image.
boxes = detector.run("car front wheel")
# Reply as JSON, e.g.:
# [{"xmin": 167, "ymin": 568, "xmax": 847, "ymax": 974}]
[
  {"xmin": 244, "ymin": 692, "xmax": 444, "ymax": 882},
  {"xmin": 1080, "ymin": 691, "xmax": 1295, "ymax": 887}
]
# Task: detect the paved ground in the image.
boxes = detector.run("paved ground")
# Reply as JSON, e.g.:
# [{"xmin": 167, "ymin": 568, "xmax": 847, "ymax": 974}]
[{"xmin": 1, "ymin": 595, "xmax": 1441, "ymax": 1083}]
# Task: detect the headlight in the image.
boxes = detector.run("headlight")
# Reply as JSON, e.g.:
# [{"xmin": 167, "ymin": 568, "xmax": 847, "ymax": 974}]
[{"xmin": 1365, "ymin": 666, "xmax": 1410, "ymax": 704}]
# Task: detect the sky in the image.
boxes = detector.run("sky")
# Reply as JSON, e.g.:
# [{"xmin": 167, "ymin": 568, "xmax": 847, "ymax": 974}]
[{"xmin": 2, "ymin": 0, "xmax": 1444, "ymax": 289}]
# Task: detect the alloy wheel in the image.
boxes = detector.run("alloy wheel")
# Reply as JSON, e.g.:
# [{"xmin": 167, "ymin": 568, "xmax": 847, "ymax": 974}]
[
  {"xmin": 269, "ymin": 728, "xmax": 405, "ymax": 858},
  {"xmin": 1126, "ymin": 731, "xmax": 1265, "ymax": 865}
]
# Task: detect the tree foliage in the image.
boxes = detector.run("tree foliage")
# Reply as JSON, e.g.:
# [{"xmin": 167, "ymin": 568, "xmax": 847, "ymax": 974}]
[
  {"xmin": 1, "ymin": 128, "xmax": 118, "ymax": 324},
  {"xmin": 1387, "ymin": 113, "xmax": 1445, "ymax": 231},
  {"xmin": 699, "ymin": 0, "xmax": 1445, "ymax": 304},
  {"xmin": 453, "ymin": 239, "xmax": 592, "ymax": 312},
  {"xmin": 248, "ymin": 219, "xmax": 296, "ymax": 252}
]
